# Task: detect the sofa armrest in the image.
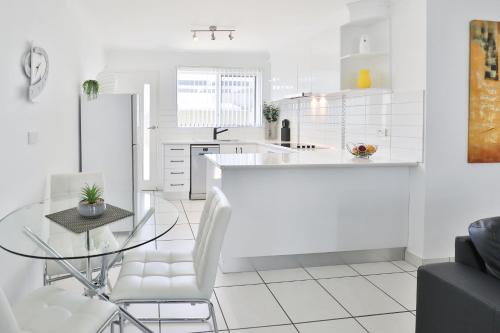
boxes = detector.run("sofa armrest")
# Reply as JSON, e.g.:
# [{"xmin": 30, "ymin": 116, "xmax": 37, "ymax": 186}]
[
  {"xmin": 416, "ymin": 262, "xmax": 500, "ymax": 333},
  {"xmin": 455, "ymin": 236, "xmax": 486, "ymax": 272}
]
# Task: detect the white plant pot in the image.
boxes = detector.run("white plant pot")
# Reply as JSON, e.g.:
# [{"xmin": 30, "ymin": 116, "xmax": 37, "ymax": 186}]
[
  {"xmin": 266, "ymin": 122, "xmax": 278, "ymax": 140},
  {"xmin": 78, "ymin": 199, "xmax": 106, "ymax": 218}
]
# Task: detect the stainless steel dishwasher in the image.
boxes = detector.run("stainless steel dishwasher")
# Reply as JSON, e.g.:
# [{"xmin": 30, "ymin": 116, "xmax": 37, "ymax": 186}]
[{"xmin": 190, "ymin": 144, "xmax": 220, "ymax": 199}]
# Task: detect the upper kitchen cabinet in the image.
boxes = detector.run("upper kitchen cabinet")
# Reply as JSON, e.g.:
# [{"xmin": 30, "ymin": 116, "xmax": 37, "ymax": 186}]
[
  {"xmin": 340, "ymin": 0, "xmax": 391, "ymax": 90},
  {"xmin": 269, "ymin": 22, "xmax": 343, "ymax": 101}
]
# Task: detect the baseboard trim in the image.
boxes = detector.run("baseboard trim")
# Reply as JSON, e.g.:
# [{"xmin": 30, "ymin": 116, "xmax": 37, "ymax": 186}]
[
  {"xmin": 220, "ymin": 248, "xmax": 406, "ymax": 273},
  {"xmin": 404, "ymin": 249, "xmax": 453, "ymax": 267}
]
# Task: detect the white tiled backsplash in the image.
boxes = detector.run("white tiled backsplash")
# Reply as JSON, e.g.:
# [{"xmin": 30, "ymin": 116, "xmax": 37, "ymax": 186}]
[{"xmin": 278, "ymin": 90, "xmax": 425, "ymax": 161}]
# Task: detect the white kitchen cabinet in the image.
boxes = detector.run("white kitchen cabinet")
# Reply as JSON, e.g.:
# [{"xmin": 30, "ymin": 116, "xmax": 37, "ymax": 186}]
[
  {"xmin": 162, "ymin": 142, "xmax": 286, "ymax": 199},
  {"xmin": 163, "ymin": 144, "xmax": 190, "ymax": 198},
  {"xmin": 219, "ymin": 144, "xmax": 257, "ymax": 154},
  {"xmin": 220, "ymin": 144, "xmax": 240, "ymax": 154}
]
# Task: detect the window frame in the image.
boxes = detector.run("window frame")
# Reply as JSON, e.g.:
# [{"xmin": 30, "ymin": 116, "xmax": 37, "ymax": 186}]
[{"xmin": 176, "ymin": 66, "xmax": 263, "ymax": 128}]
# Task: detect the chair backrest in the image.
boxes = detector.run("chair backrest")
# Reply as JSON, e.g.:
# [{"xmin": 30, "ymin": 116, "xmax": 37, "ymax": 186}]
[
  {"xmin": 0, "ymin": 289, "xmax": 20, "ymax": 333},
  {"xmin": 46, "ymin": 172, "xmax": 105, "ymax": 200},
  {"xmin": 193, "ymin": 187, "xmax": 232, "ymax": 297}
]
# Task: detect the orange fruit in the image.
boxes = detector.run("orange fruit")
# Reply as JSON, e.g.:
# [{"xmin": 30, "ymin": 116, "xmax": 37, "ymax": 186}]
[{"xmin": 367, "ymin": 145, "xmax": 376, "ymax": 154}]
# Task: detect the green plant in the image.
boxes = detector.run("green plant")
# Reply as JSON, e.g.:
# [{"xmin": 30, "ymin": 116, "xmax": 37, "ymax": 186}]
[
  {"xmin": 80, "ymin": 183, "xmax": 103, "ymax": 204},
  {"xmin": 82, "ymin": 80, "xmax": 100, "ymax": 100},
  {"xmin": 263, "ymin": 103, "xmax": 280, "ymax": 123}
]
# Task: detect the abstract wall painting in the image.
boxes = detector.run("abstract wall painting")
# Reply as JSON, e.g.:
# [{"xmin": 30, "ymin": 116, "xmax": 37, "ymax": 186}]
[{"xmin": 469, "ymin": 20, "xmax": 500, "ymax": 163}]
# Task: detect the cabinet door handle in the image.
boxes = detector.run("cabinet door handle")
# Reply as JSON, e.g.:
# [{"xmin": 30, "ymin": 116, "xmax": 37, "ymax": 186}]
[
  {"xmin": 170, "ymin": 183, "xmax": 184, "ymax": 186},
  {"xmin": 240, "ymin": 147, "xmax": 243, "ymax": 153},
  {"xmin": 170, "ymin": 160, "xmax": 184, "ymax": 163},
  {"xmin": 170, "ymin": 148, "xmax": 185, "ymax": 151},
  {"xmin": 170, "ymin": 172, "xmax": 184, "ymax": 175},
  {"xmin": 235, "ymin": 147, "xmax": 238, "ymax": 153}
]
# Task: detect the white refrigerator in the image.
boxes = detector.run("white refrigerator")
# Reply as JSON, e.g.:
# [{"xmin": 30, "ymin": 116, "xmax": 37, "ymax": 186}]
[{"xmin": 79, "ymin": 94, "xmax": 138, "ymax": 231}]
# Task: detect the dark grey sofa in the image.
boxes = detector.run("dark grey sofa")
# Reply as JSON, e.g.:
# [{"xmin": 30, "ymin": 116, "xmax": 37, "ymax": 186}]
[{"xmin": 416, "ymin": 236, "xmax": 500, "ymax": 333}]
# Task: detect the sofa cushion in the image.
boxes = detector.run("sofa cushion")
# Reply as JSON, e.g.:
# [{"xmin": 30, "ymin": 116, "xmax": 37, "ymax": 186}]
[{"xmin": 469, "ymin": 217, "xmax": 500, "ymax": 280}]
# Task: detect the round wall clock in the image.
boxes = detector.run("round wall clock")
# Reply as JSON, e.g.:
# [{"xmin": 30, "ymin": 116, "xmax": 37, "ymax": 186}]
[{"xmin": 23, "ymin": 45, "xmax": 49, "ymax": 102}]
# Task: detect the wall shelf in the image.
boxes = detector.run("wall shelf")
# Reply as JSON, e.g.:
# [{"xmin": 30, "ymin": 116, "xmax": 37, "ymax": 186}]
[
  {"xmin": 340, "ymin": 13, "xmax": 391, "ymax": 90},
  {"xmin": 340, "ymin": 52, "xmax": 388, "ymax": 61}
]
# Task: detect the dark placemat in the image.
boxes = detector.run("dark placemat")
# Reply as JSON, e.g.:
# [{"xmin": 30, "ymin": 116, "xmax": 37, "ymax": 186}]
[{"xmin": 45, "ymin": 204, "xmax": 134, "ymax": 234}]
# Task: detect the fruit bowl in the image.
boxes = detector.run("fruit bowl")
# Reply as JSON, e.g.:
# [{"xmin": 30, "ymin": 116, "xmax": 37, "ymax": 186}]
[{"xmin": 346, "ymin": 143, "xmax": 377, "ymax": 158}]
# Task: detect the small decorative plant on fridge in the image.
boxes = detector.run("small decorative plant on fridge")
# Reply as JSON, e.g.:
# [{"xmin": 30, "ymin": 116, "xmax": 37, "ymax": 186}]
[{"xmin": 82, "ymin": 80, "xmax": 100, "ymax": 100}]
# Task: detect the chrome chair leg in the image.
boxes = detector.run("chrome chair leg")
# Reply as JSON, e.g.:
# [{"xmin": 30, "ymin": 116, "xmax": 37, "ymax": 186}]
[
  {"xmin": 208, "ymin": 301, "xmax": 218, "ymax": 333},
  {"xmin": 43, "ymin": 262, "xmax": 49, "ymax": 286},
  {"xmin": 119, "ymin": 303, "xmax": 128, "ymax": 331}
]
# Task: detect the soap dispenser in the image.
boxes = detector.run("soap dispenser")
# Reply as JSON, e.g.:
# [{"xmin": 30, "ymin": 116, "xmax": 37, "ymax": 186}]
[{"xmin": 281, "ymin": 119, "xmax": 290, "ymax": 142}]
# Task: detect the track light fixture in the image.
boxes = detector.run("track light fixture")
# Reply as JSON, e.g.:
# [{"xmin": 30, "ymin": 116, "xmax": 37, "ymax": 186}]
[{"xmin": 191, "ymin": 25, "xmax": 236, "ymax": 41}]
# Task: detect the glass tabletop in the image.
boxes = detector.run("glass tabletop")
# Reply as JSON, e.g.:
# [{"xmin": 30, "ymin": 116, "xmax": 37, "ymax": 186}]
[{"xmin": 0, "ymin": 191, "xmax": 178, "ymax": 260}]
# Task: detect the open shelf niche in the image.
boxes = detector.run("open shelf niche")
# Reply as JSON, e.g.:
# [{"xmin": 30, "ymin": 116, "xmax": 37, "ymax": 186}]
[{"xmin": 340, "ymin": 0, "xmax": 391, "ymax": 90}]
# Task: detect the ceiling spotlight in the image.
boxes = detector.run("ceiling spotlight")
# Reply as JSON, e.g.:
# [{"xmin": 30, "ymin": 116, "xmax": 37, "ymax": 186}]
[{"xmin": 191, "ymin": 26, "xmax": 235, "ymax": 41}]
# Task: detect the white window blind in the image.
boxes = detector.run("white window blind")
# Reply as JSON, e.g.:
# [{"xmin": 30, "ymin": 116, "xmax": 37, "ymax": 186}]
[{"xmin": 177, "ymin": 67, "xmax": 262, "ymax": 127}]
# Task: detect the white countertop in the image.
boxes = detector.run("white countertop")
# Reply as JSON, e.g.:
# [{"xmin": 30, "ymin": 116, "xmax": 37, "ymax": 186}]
[
  {"xmin": 205, "ymin": 150, "xmax": 419, "ymax": 169},
  {"xmin": 163, "ymin": 139, "xmax": 264, "ymax": 145}
]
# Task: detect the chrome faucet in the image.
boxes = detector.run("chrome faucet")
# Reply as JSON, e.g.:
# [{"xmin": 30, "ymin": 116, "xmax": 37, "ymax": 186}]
[{"xmin": 213, "ymin": 127, "xmax": 228, "ymax": 140}]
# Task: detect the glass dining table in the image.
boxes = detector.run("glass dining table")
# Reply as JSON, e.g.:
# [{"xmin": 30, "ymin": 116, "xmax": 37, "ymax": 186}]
[{"xmin": 0, "ymin": 191, "xmax": 179, "ymax": 333}]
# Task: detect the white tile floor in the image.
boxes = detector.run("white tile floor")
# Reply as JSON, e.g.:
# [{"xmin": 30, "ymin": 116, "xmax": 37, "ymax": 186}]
[{"xmin": 54, "ymin": 197, "xmax": 419, "ymax": 333}]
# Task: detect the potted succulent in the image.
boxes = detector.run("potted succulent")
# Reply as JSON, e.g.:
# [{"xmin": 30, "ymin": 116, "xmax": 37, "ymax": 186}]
[
  {"xmin": 78, "ymin": 183, "xmax": 106, "ymax": 218},
  {"xmin": 263, "ymin": 103, "xmax": 280, "ymax": 140},
  {"xmin": 82, "ymin": 80, "xmax": 100, "ymax": 100}
]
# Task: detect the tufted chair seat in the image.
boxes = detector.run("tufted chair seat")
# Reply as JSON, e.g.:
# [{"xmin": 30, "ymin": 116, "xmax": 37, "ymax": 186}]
[
  {"xmin": 0, "ymin": 286, "xmax": 117, "ymax": 333},
  {"xmin": 110, "ymin": 248, "xmax": 205, "ymax": 301}
]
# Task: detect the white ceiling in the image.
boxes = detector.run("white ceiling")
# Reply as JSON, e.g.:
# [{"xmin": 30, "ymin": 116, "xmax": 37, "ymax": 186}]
[{"xmin": 77, "ymin": 0, "xmax": 346, "ymax": 52}]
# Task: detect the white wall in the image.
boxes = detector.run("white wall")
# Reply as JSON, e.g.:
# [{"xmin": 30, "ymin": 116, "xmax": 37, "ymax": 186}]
[
  {"xmin": 103, "ymin": 49, "xmax": 270, "ymax": 142},
  {"xmin": 389, "ymin": 0, "xmax": 428, "ymax": 259},
  {"xmin": 0, "ymin": 0, "xmax": 104, "ymax": 302},
  {"xmin": 390, "ymin": 0, "xmax": 426, "ymax": 92},
  {"xmin": 419, "ymin": 0, "xmax": 500, "ymax": 260}
]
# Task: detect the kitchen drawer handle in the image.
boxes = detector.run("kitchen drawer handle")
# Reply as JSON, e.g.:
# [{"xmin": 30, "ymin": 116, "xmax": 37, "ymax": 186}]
[
  {"xmin": 170, "ymin": 172, "xmax": 184, "ymax": 175},
  {"xmin": 170, "ymin": 148, "xmax": 185, "ymax": 151},
  {"xmin": 170, "ymin": 183, "xmax": 184, "ymax": 186},
  {"xmin": 170, "ymin": 160, "xmax": 184, "ymax": 163}
]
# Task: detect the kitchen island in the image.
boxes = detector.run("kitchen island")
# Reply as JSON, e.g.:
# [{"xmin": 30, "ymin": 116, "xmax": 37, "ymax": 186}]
[{"xmin": 206, "ymin": 150, "xmax": 419, "ymax": 272}]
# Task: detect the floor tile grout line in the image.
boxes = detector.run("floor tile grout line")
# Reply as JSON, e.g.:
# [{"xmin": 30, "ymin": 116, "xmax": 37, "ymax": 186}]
[
  {"xmin": 180, "ymin": 199, "xmax": 197, "ymax": 240},
  {"xmin": 255, "ymin": 270, "xmax": 301, "ymax": 333},
  {"xmin": 260, "ymin": 268, "xmax": 411, "ymax": 332},
  {"xmin": 308, "ymin": 274, "xmax": 370, "ymax": 333},
  {"xmin": 213, "ymin": 289, "xmax": 232, "ymax": 333},
  {"xmin": 348, "ymin": 264, "xmax": 415, "ymax": 313},
  {"xmin": 214, "ymin": 270, "xmax": 413, "ymax": 289}
]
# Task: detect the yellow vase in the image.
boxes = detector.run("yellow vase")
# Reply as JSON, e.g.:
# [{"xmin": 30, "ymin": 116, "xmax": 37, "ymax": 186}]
[{"xmin": 356, "ymin": 69, "xmax": 372, "ymax": 89}]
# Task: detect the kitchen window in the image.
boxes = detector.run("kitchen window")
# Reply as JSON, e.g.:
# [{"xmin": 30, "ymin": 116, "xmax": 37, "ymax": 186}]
[{"xmin": 177, "ymin": 67, "xmax": 263, "ymax": 127}]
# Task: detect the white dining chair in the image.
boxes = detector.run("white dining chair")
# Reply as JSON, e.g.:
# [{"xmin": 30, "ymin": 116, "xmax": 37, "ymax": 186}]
[
  {"xmin": 109, "ymin": 187, "xmax": 232, "ymax": 332},
  {"xmin": 0, "ymin": 286, "xmax": 118, "ymax": 333},
  {"xmin": 44, "ymin": 172, "xmax": 119, "ymax": 285}
]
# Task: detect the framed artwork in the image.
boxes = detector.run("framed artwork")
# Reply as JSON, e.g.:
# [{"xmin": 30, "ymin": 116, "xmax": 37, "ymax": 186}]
[{"xmin": 469, "ymin": 20, "xmax": 500, "ymax": 163}]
